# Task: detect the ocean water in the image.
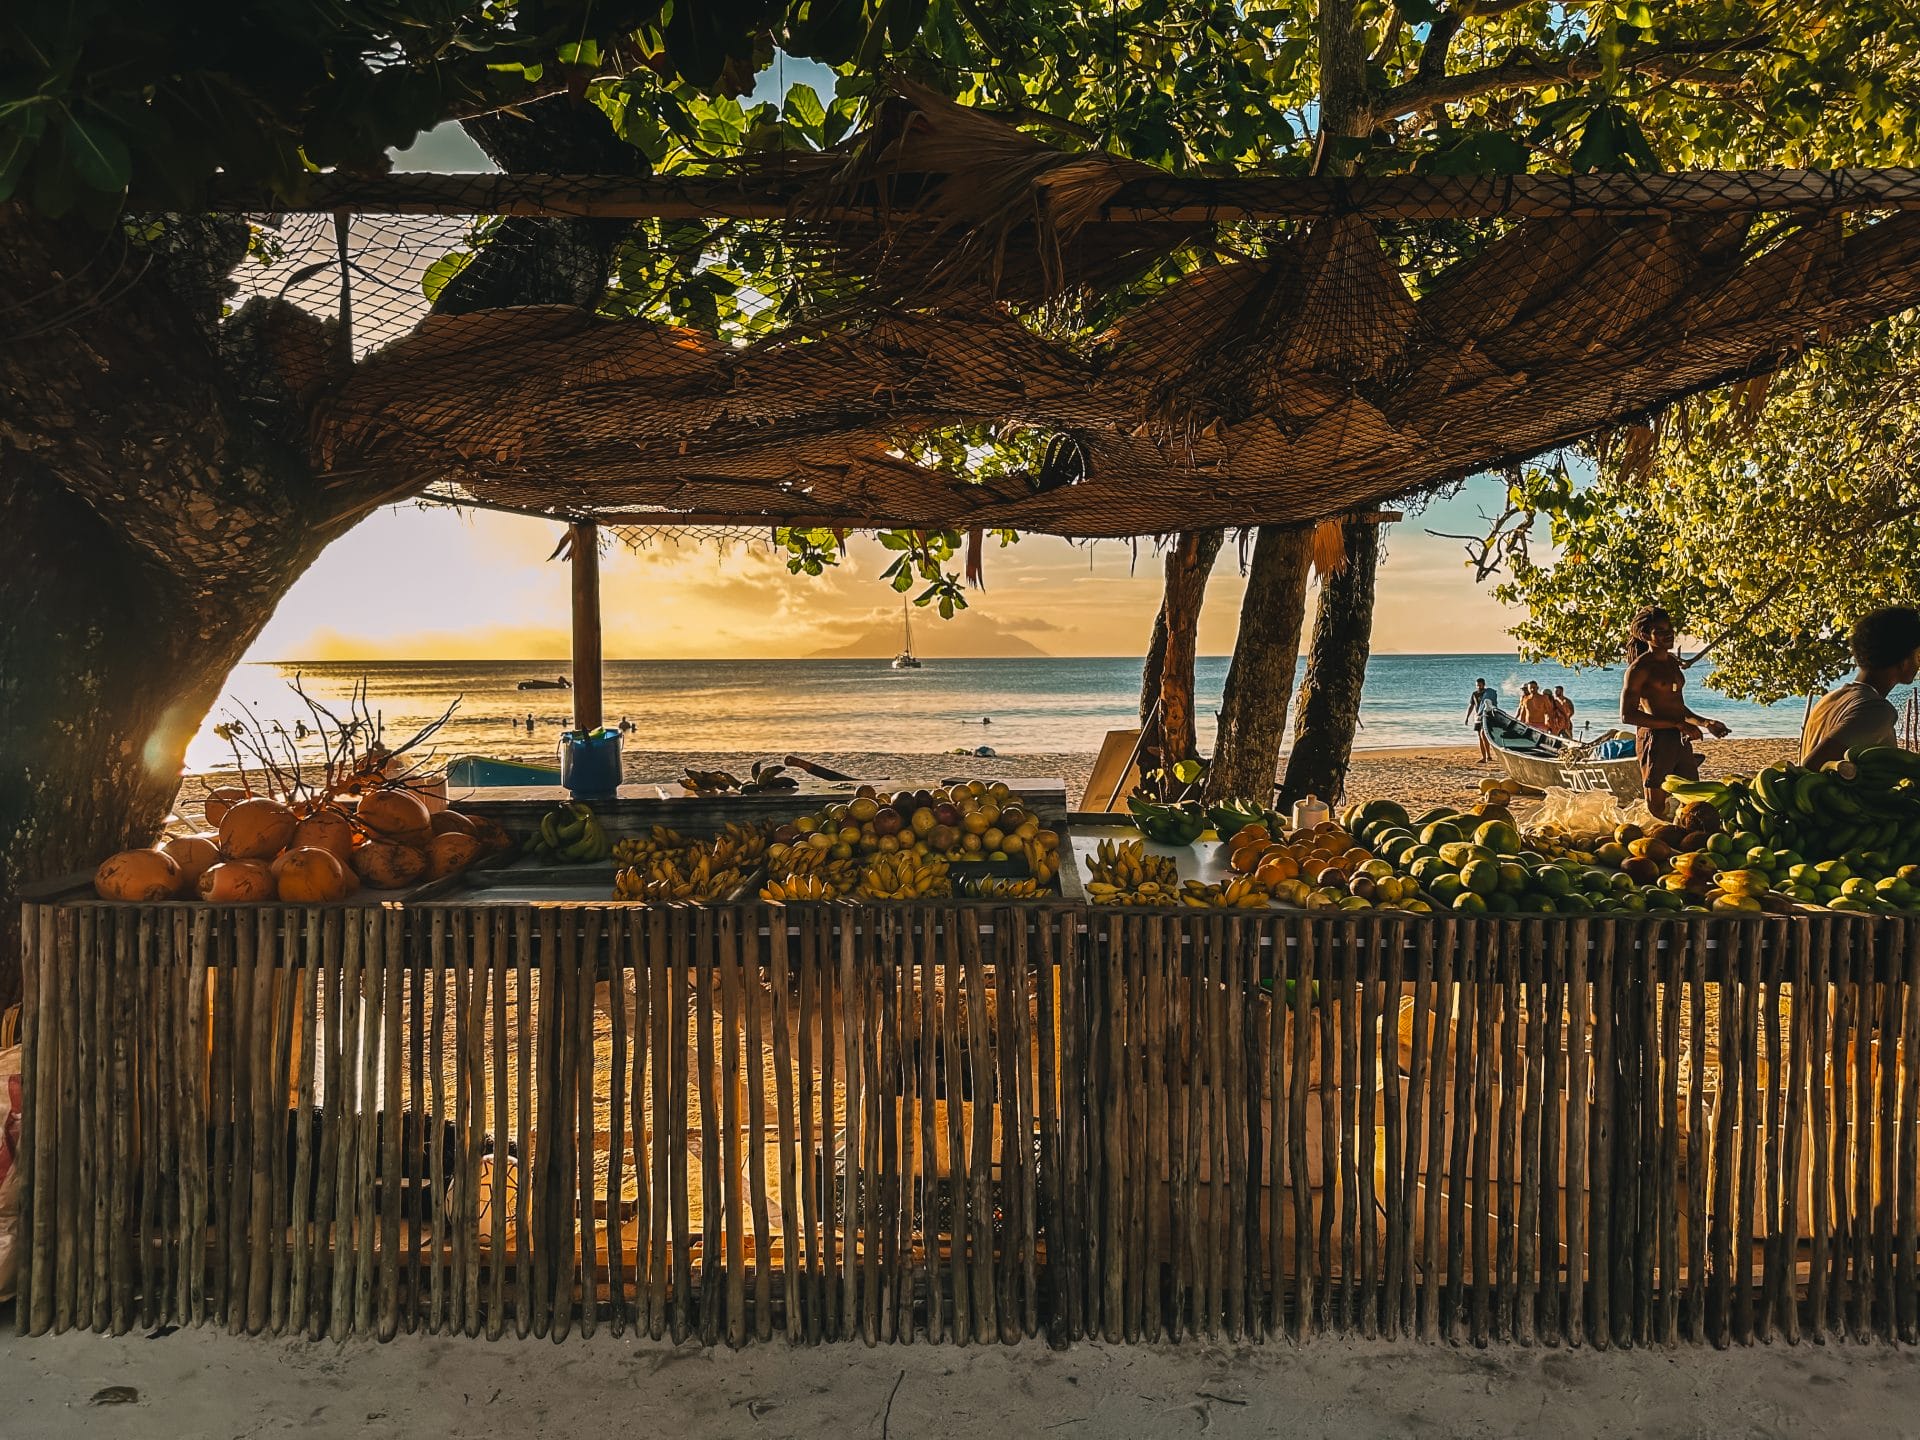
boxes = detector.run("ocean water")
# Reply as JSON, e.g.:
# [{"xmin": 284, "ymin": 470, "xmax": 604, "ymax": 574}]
[{"xmin": 183, "ymin": 655, "xmax": 1809, "ymax": 777}]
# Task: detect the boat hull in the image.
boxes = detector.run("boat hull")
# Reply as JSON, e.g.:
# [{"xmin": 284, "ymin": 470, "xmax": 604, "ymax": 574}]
[{"xmin": 1484, "ymin": 704, "xmax": 1643, "ymax": 805}]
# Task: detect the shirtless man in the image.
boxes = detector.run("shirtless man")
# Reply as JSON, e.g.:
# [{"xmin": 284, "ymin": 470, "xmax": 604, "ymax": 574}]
[
  {"xmin": 1620, "ymin": 606, "xmax": 1727, "ymax": 818},
  {"xmin": 1517, "ymin": 681, "xmax": 1556, "ymax": 730}
]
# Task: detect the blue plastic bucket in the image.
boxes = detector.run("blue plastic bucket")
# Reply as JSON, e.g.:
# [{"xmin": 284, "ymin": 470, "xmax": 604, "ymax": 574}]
[{"xmin": 558, "ymin": 729, "xmax": 622, "ymax": 798}]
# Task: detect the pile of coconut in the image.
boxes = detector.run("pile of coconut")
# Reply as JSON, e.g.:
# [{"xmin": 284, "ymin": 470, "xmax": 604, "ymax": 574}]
[{"xmin": 94, "ymin": 787, "xmax": 512, "ymax": 903}]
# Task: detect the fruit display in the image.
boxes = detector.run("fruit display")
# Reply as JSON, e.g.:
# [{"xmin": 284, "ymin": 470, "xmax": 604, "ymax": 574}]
[
  {"xmin": 610, "ymin": 821, "xmax": 771, "ymax": 901},
  {"xmin": 1671, "ymin": 747, "xmax": 1920, "ymax": 864},
  {"xmin": 1175, "ymin": 875, "xmax": 1272, "ymax": 909},
  {"xmin": 612, "ymin": 848, "xmax": 747, "ymax": 902},
  {"xmin": 526, "ymin": 801, "xmax": 612, "ymax": 862},
  {"xmin": 961, "ymin": 875, "xmax": 1050, "ymax": 900},
  {"xmin": 93, "ymin": 787, "xmax": 505, "ymax": 904},
  {"xmin": 854, "ymin": 853, "xmax": 952, "ymax": 900},
  {"xmin": 764, "ymin": 781, "xmax": 1063, "ymax": 889},
  {"xmin": 1660, "ymin": 748, "xmax": 1920, "ymax": 912},
  {"xmin": 1083, "ymin": 838, "xmax": 1182, "ymax": 905},
  {"xmin": 1126, "ymin": 795, "xmax": 1273, "ymax": 845},
  {"xmin": 1224, "ymin": 818, "xmax": 1424, "ymax": 912},
  {"xmin": 760, "ymin": 874, "xmax": 842, "ymax": 902},
  {"xmin": 612, "ymin": 825, "xmax": 692, "ymax": 865}
]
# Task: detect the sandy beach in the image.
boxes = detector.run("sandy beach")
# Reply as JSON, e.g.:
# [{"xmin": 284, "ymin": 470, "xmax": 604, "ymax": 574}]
[{"xmin": 168, "ymin": 736, "xmax": 1801, "ymax": 822}]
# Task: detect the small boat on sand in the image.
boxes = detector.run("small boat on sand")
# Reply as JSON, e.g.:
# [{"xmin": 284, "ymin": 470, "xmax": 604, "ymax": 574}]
[
  {"xmin": 1484, "ymin": 704, "xmax": 1643, "ymax": 804},
  {"xmin": 516, "ymin": 675, "xmax": 572, "ymax": 691}
]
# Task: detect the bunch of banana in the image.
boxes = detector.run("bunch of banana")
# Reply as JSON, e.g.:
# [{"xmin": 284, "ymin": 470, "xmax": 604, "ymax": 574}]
[
  {"xmin": 529, "ymin": 802, "xmax": 611, "ymax": 862},
  {"xmin": 964, "ymin": 874, "xmax": 1047, "ymax": 900},
  {"xmin": 614, "ymin": 850, "xmax": 744, "ymax": 902},
  {"xmin": 711, "ymin": 820, "xmax": 772, "ymax": 867},
  {"xmin": 760, "ymin": 873, "xmax": 841, "ymax": 902},
  {"xmin": 680, "ymin": 768, "xmax": 742, "ymax": 794},
  {"xmin": 743, "ymin": 760, "xmax": 799, "ymax": 791},
  {"xmin": 1084, "ymin": 838, "xmax": 1181, "ymax": 905},
  {"xmin": 770, "ymin": 843, "xmax": 849, "ymax": 881},
  {"xmin": 1179, "ymin": 876, "xmax": 1271, "ymax": 910},
  {"xmin": 611, "ymin": 825, "xmax": 690, "ymax": 866},
  {"xmin": 856, "ymin": 854, "xmax": 952, "ymax": 900},
  {"xmin": 1027, "ymin": 832, "xmax": 1062, "ymax": 885}
]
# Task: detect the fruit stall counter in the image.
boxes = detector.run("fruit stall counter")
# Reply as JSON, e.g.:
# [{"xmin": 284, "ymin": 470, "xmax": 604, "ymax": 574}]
[{"xmin": 27, "ymin": 760, "xmax": 1920, "ymax": 1348}]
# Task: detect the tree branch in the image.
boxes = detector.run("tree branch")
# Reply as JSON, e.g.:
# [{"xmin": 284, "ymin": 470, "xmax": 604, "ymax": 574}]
[
  {"xmin": 976, "ymin": 105, "xmax": 1103, "ymax": 146},
  {"xmin": 1379, "ymin": 36, "xmax": 1772, "ymax": 118},
  {"xmin": 1459, "ymin": 0, "xmax": 1546, "ymax": 19}
]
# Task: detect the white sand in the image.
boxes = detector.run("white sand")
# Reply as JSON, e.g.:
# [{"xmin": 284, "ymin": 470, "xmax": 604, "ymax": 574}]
[{"xmin": 4, "ymin": 1327, "xmax": 1915, "ymax": 1438}]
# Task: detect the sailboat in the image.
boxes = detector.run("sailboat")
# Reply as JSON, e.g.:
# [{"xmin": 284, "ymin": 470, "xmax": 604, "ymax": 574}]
[{"xmin": 891, "ymin": 600, "xmax": 923, "ymax": 670}]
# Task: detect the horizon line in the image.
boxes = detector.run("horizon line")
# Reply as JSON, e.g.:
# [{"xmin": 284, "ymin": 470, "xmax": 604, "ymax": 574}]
[{"xmin": 257, "ymin": 649, "xmax": 1549, "ymax": 664}]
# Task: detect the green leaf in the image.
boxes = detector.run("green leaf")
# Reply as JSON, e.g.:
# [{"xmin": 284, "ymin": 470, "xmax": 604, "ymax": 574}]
[
  {"xmin": 61, "ymin": 108, "xmax": 129, "ymax": 193},
  {"xmin": 1172, "ymin": 758, "xmax": 1207, "ymax": 785},
  {"xmin": 421, "ymin": 251, "xmax": 474, "ymax": 303},
  {"xmin": 784, "ymin": 82, "xmax": 825, "ymax": 139}
]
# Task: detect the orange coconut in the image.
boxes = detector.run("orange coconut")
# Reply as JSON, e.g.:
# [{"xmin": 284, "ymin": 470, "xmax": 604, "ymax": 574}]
[
  {"xmin": 203, "ymin": 787, "xmax": 250, "ymax": 829},
  {"xmin": 218, "ymin": 797, "xmax": 298, "ymax": 861},
  {"xmin": 424, "ymin": 831, "xmax": 484, "ymax": 880},
  {"xmin": 274, "ymin": 847, "xmax": 355, "ymax": 903},
  {"xmin": 198, "ymin": 860, "xmax": 276, "ymax": 903},
  {"xmin": 355, "ymin": 789, "xmax": 433, "ymax": 849},
  {"xmin": 291, "ymin": 805, "xmax": 356, "ymax": 862},
  {"xmin": 158, "ymin": 834, "xmax": 220, "ymax": 891},
  {"xmin": 352, "ymin": 840, "xmax": 428, "ymax": 890},
  {"xmin": 95, "ymin": 849, "xmax": 183, "ymax": 902}
]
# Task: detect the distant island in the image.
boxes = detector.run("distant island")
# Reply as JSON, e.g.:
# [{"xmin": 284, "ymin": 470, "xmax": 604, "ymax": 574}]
[{"xmin": 807, "ymin": 620, "xmax": 1049, "ymax": 660}]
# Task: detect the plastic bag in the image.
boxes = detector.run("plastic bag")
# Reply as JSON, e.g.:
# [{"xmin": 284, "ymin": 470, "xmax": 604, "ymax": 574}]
[{"xmin": 1532, "ymin": 785, "xmax": 1656, "ymax": 837}]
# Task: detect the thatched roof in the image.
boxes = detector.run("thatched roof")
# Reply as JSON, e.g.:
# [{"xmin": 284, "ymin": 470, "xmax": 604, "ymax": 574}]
[{"xmin": 300, "ymin": 92, "xmax": 1920, "ymax": 537}]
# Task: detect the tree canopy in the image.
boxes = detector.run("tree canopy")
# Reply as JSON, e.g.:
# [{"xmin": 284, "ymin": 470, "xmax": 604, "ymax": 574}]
[
  {"xmin": 1485, "ymin": 321, "xmax": 1920, "ymax": 703},
  {"xmin": 14, "ymin": 2, "xmax": 1920, "ymax": 211}
]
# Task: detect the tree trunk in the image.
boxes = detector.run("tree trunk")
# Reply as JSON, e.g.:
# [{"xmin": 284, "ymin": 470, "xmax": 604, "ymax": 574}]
[
  {"xmin": 1138, "ymin": 530, "xmax": 1224, "ymax": 786},
  {"xmin": 1205, "ymin": 526, "xmax": 1314, "ymax": 803},
  {"xmin": 0, "ymin": 211, "xmax": 351, "ymax": 1002},
  {"xmin": 1281, "ymin": 517, "xmax": 1382, "ymax": 808},
  {"xmin": 0, "ymin": 97, "xmax": 636, "ymax": 1005}
]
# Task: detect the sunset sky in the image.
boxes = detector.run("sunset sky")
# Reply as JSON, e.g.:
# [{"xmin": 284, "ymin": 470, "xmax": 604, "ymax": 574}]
[
  {"xmin": 249, "ymin": 482, "xmax": 1525, "ymax": 662},
  {"xmin": 252, "ymin": 107, "xmax": 1534, "ymax": 666}
]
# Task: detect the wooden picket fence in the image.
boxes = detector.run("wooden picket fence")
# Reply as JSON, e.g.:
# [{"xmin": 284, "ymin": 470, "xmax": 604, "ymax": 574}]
[{"xmin": 13, "ymin": 900, "xmax": 1920, "ymax": 1345}]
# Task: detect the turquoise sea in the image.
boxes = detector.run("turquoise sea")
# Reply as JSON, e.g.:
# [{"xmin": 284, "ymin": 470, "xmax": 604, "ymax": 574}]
[{"xmin": 185, "ymin": 655, "xmax": 1811, "ymax": 777}]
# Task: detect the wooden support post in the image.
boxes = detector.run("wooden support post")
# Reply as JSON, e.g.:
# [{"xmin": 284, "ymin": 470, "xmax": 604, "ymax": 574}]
[{"xmin": 570, "ymin": 521, "xmax": 603, "ymax": 731}]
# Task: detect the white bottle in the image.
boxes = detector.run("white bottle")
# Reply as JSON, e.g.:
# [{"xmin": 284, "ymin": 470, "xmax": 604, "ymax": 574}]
[{"xmin": 1291, "ymin": 794, "xmax": 1330, "ymax": 831}]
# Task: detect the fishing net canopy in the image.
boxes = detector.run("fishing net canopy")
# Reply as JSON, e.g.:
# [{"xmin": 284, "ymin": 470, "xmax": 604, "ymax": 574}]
[{"xmin": 175, "ymin": 86, "xmax": 1920, "ymax": 545}]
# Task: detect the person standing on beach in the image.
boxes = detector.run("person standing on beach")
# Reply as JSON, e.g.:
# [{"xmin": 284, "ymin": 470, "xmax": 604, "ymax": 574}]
[
  {"xmin": 1621, "ymin": 607, "xmax": 1728, "ymax": 818},
  {"xmin": 1551, "ymin": 685, "xmax": 1575, "ymax": 737},
  {"xmin": 1518, "ymin": 681, "xmax": 1556, "ymax": 730},
  {"xmin": 1801, "ymin": 606, "xmax": 1920, "ymax": 767},
  {"xmin": 1464, "ymin": 678, "xmax": 1494, "ymax": 762}
]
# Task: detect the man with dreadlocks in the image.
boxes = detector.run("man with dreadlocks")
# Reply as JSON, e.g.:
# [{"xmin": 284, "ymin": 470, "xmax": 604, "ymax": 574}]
[{"xmin": 1620, "ymin": 606, "xmax": 1728, "ymax": 818}]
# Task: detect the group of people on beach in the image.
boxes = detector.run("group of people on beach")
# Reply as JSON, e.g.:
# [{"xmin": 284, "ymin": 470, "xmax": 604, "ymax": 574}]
[
  {"xmin": 1461, "ymin": 677, "xmax": 1575, "ymax": 761},
  {"xmin": 1467, "ymin": 604, "xmax": 1920, "ymax": 819}
]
